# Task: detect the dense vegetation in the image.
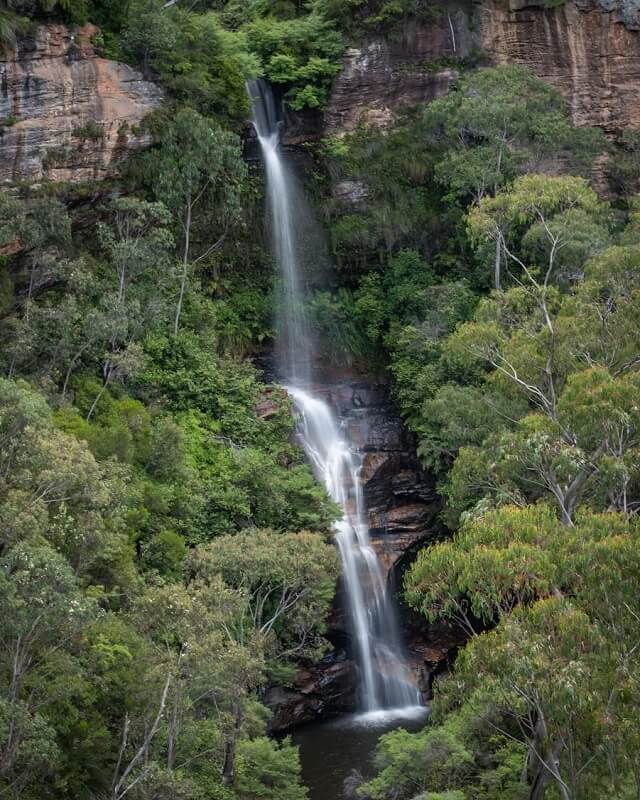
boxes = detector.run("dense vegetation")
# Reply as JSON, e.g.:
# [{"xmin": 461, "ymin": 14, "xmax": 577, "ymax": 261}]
[
  {"xmin": 0, "ymin": 124, "xmax": 343, "ymax": 799},
  {"xmin": 317, "ymin": 56, "xmax": 640, "ymax": 800},
  {"xmin": 0, "ymin": 4, "xmax": 351, "ymax": 797},
  {"xmin": 1, "ymin": 1, "xmax": 640, "ymax": 799}
]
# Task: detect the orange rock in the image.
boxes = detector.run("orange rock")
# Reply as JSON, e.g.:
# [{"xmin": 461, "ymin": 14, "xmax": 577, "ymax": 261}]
[{"xmin": 0, "ymin": 23, "xmax": 163, "ymax": 184}]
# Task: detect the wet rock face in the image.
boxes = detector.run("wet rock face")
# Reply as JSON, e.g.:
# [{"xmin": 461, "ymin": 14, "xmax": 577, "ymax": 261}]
[
  {"xmin": 0, "ymin": 24, "xmax": 163, "ymax": 183},
  {"xmin": 265, "ymin": 376, "xmax": 443, "ymax": 730},
  {"xmin": 320, "ymin": 379, "xmax": 440, "ymax": 580},
  {"xmin": 406, "ymin": 621, "xmax": 466, "ymax": 699},
  {"xmin": 265, "ymin": 651, "xmax": 356, "ymax": 732}
]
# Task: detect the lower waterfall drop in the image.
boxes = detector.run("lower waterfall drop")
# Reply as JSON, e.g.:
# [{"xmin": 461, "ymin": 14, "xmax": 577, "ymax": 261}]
[
  {"xmin": 248, "ymin": 79, "xmax": 421, "ymax": 715},
  {"xmin": 288, "ymin": 387, "xmax": 421, "ymax": 713}
]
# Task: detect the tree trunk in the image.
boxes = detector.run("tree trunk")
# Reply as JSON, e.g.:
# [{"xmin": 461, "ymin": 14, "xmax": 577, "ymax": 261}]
[
  {"xmin": 87, "ymin": 368, "xmax": 112, "ymax": 421},
  {"xmin": 221, "ymin": 702, "xmax": 243, "ymax": 787},
  {"xmin": 174, "ymin": 204, "xmax": 191, "ymax": 337},
  {"xmin": 167, "ymin": 683, "xmax": 180, "ymax": 771},
  {"xmin": 494, "ymin": 236, "xmax": 502, "ymax": 291},
  {"xmin": 529, "ymin": 730, "xmax": 570, "ymax": 800}
]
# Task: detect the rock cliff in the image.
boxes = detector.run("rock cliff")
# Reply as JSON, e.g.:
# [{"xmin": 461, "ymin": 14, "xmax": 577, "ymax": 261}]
[
  {"xmin": 7, "ymin": 1, "xmax": 640, "ymax": 184},
  {"xmin": 321, "ymin": 0, "xmax": 640, "ymax": 140},
  {"xmin": 479, "ymin": 0, "xmax": 640, "ymax": 136},
  {"xmin": 0, "ymin": 23, "xmax": 163, "ymax": 184},
  {"xmin": 324, "ymin": 4, "xmax": 473, "ymax": 136}
]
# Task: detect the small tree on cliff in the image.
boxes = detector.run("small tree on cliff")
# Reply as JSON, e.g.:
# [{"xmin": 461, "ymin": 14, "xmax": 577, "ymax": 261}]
[
  {"xmin": 146, "ymin": 108, "xmax": 247, "ymax": 336},
  {"xmin": 422, "ymin": 65, "xmax": 605, "ymax": 288}
]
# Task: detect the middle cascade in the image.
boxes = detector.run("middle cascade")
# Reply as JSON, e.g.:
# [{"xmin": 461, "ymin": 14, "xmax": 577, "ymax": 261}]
[{"xmin": 248, "ymin": 79, "xmax": 421, "ymax": 713}]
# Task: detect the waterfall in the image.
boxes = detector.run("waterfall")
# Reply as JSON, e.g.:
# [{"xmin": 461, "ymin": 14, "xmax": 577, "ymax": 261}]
[
  {"xmin": 247, "ymin": 80, "xmax": 313, "ymax": 386},
  {"xmin": 248, "ymin": 79, "xmax": 421, "ymax": 713}
]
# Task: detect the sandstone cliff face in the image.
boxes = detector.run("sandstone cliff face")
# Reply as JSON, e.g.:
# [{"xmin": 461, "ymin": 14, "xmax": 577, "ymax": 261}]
[
  {"xmin": 322, "ymin": 0, "xmax": 640, "ymax": 140},
  {"xmin": 324, "ymin": 3, "xmax": 473, "ymax": 136},
  {"xmin": 480, "ymin": 0, "xmax": 640, "ymax": 135},
  {"xmin": 0, "ymin": 24, "xmax": 163, "ymax": 184}
]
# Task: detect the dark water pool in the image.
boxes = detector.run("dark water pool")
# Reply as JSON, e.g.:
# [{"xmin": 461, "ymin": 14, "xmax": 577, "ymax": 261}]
[{"xmin": 293, "ymin": 707, "xmax": 429, "ymax": 800}]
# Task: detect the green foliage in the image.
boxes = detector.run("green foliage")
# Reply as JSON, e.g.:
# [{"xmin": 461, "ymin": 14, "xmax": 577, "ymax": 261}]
[
  {"xmin": 189, "ymin": 529, "xmax": 339, "ymax": 657},
  {"xmin": 351, "ymin": 250, "xmax": 478, "ymax": 424},
  {"xmin": 141, "ymin": 529, "xmax": 187, "ymax": 579},
  {"xmin": 308, "ymin": 288, "xmax": 371, "ymax": 367},
  {"xmin": 371, "ymin": 506, "xmax": 640, "ymax": 800},
  {"xmin": 235, "ymin": 737, "xmax": 307, "ymax": 800},
  {"xmin": 0, "ymin": 75, "xmax": 338, "ymax": 795},
  {"xmin": 466, "ymin": 173, "xmax": 607, "ymax": 288},
  {"xmin": 121, "ymin": 2, "xmax": 258, "ymax": 120},
  {"xmin": 315, "ymin": 0, "xmax": 441, "ymax": 31},
  {"xmin": 245, "ymin": 12, "xmax": 343, "ymax": 109},
  {"xmin": 0, "ymin": 10, "xmax": 30, "ymax": 54},
  {"xmin": 0, "ymin": 372, "xmax": 336, "ymax": 798},
  {"xmin": 320, "ymin": 67, "xmax": 605, "ymax": 279},
  {"xmin": 609, "ymin": 129, "xmax": 640, "ymax": 196},
  {"xmin": 428, "ymin": 200, "xmax": 640, "ymax": 525},
  {"xmin": 145, "ymin": 107, "xmax": 247, "ymax": 334},
  {"xmin": 1, "ymin": 1, "xmax": 637, "ymax": 790},
  {"xmin": 321, "ymin": 125, "xmax": 439, "ymax": 268},
  {"xmin": 424, "ymin": 66, "xmax": 605, "ymax": 204},
  {"xmin": 362, "ymin": 723, "xmax": 474, "ymax": 799}
]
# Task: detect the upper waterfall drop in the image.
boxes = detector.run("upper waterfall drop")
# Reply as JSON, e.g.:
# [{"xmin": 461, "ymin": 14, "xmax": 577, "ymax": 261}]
[
  {"xmin": 247, "ymin": 79, "xmax": 313, "ymax": 386},
  {"xmin": 248, "ymin": 79, "xmax": 421, "ymax": 714}
]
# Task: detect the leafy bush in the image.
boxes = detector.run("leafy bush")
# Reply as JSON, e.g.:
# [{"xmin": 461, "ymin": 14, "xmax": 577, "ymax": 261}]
[{"xmin": 246, "ymin": 12, "xmax": 343, "ymax": 109}]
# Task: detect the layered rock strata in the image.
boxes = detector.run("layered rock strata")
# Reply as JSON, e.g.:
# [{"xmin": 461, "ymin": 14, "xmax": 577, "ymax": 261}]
[
  {"xmin": 0, "ymin": 23, "xmax": 163, "ymax": 183},
  {"xmin": 324, "ymin": 3, "xmax": 473, "ymax": 136},
  {"xmin": 321, "ymin": 0, "xmax": 640, "ymax": 140},
  {"xmin": 479, "ymin": 0, "xmax": 640, "ymax": 135}
]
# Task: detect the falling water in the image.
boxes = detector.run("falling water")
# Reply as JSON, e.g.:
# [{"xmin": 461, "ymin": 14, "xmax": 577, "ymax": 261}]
[
  {"xmin": 247, "ymin": 80, "xmax": 312, "ymax": 385},
  {"xmin": 248, "ymin": 79, "xmax": 421, "ymax": 713}
]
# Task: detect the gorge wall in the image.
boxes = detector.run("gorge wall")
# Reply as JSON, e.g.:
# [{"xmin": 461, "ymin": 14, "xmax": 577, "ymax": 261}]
[
  {"xmin": 316, "ymin": 0, "xmax": 640, "ymax": 141},
  {"xmin": 479, "ymin": 0, "xmax": 640, "ymax": 136},
  {"xmin": 4, "ymin": 1, "xmax": 640, "ymax": 730},
  {"xmin": 0, "ymin": 23, "xmax": 162, "ymax": 184},
  {"xmin": 4, "ymin": 1, "xmax": 640, "ymax": 183}
]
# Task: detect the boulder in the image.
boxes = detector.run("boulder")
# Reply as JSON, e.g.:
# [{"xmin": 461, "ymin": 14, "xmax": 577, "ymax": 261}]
[{"xmin": 265, "ymin": 652, "xmax": 356, "ymax": 732}]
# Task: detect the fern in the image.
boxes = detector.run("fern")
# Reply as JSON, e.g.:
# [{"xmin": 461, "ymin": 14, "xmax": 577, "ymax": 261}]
[{"xmin": 0, "ymin": 11, "xmax": 29, "ymax": 55}]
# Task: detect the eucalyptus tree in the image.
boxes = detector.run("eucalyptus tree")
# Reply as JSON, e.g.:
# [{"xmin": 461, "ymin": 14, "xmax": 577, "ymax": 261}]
[
  {"xmin": 361, "ymin": 506, "xmax": 640, "ymax": 800},
  {"xmin": 146, "ymin": 108, "xmax": 247, "ymax": 335},
  {"xmin": 424, "ymin": 67, "xmax": 604, "ymax": 288},
  {"xmin": 424, "ymin": 66, "xmax": 603, "ymax": 204},
  {"xmin": 467, "ymin": 174, "xmax": 606, "ymax": 291},
  {"xmin": 443, "ymin": 323, "xmax": 640, "ymax": 524},
  {"xmin": 188, "ymin": 529, "xmax": 340, "ymax": 659},
  {"xmin": 83, "ymin": 198, "xmax": 174, "ymax": 419},
  {"xmin": 0, "ymin": 544, "xmax": 96, "ymax": 795},
  {"xmin": 111, "ymin": 576, "xmax": 262, "ymax": 797}
]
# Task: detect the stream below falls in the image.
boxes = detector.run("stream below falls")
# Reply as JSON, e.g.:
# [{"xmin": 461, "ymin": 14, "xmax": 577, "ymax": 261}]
[{"xmin": 293, "ymin": 708, "xmax": 429, "ymax": 800}]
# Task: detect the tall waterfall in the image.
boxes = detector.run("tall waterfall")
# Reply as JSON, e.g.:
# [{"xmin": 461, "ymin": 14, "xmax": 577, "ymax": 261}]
[{"xmin": 248, "ymin": 80, "xmax": 421, "ymax": 713}]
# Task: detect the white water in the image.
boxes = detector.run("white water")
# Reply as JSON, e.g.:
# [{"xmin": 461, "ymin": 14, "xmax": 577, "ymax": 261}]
[{"xmin": 248, "ymin": 80, "xmax": 421, "ymax": 712}]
